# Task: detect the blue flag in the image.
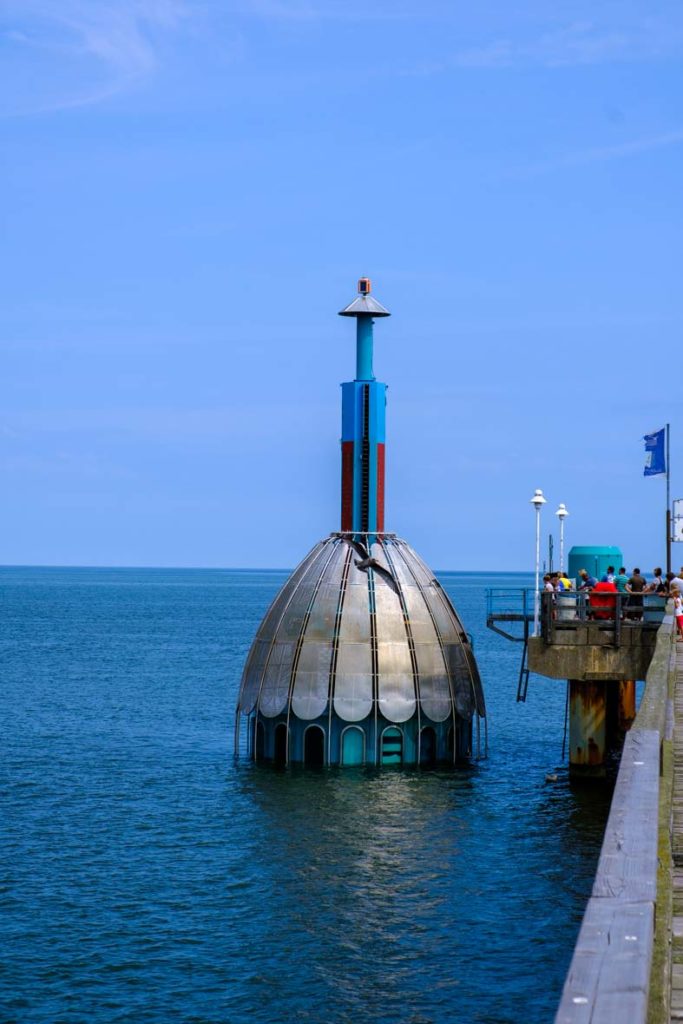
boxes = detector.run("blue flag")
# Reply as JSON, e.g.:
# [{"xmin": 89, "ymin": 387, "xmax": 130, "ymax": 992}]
[{"xmin": 644, "ymin": 428, "xmax": 666, "ymax": 476}]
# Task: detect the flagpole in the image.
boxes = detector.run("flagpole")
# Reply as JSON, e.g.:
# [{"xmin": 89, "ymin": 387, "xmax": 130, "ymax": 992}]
[{"xmin": 667, "ymin": 422, "xmax": 672, "ymax": 574}]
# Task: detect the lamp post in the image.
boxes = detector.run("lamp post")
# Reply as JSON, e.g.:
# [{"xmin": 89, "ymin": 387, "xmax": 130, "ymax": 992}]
[
  {"xmin": 555, "ymin": 503, "xmax": 569, "ymax": 574},
  {"xmin": 530, "ymin": 489, "xmax": 547, "ymax": 636}
]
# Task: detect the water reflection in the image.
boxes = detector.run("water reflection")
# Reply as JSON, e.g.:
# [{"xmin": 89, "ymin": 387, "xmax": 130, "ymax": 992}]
[
  {"xmin": 231, "ymin": 757, "xmax": 608, "ymax": 1024},
  {"xmin": 236, "ymin": 766, "xmax": 479, "ymax": 1022}
]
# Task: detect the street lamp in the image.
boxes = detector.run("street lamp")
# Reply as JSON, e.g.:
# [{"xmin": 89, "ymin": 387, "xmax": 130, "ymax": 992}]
[
  {"xmin": 555, "ymin": 503, "xmax": 569, "ymax": 574},
  {"xmin": 530, "ymin": 488, "xmax": 547, "ymax": 637}
]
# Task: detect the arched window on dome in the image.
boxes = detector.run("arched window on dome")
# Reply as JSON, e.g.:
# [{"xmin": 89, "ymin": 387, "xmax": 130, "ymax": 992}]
[
  {"xmin": 341, "ymin": 726, "xmax": 365, "ymax": 766},
  {"xmin": 274, "ymin": 723, "xmax": 288, "ymax": 764},
  {"xmin": 255, "ymin": 720, "xmax": 265, "ymax": 761},
  {"xmin": 419, "ymin": 726, "xmax": 436, "ymax": 766},
  {"xmin": 304, "ymin": 725, "xmax": 325, "ymax": 766},
  {"xmin": 381, "ymin": 727, "xmax": 403, "ymax": 765}
]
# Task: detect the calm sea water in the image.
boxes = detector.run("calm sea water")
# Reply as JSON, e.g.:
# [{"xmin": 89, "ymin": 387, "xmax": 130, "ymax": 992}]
[{"xmin": 1, "ymin": 566, "xmax": 612, "ymax": 1024}]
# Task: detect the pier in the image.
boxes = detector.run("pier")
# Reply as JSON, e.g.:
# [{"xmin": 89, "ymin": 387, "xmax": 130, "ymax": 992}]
[
  {"xmin": 488, "ymin": 585, "xmax": 683, "ymax": 1019},
  {"xmin": 555, "ymin": 609, "xmax": 674, "ymax": 1021},
  {"xmin": 515, "ymin": 605, "xmax": 683, "ymax": 1022}
]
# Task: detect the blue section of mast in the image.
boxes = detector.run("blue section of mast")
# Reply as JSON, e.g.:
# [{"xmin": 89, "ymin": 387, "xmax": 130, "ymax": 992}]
[
  {"xmin": 356, "ymin": 315, "xmax": 375, "ymax": 381},
  {"xmin": 341, "ymin": 381, "xmax": 386, "ymax": 443}
]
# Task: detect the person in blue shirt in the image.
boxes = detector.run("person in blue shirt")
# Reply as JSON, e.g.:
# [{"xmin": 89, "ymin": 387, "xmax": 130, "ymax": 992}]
[
  {"xmin": 614, "ymin": 567, "xmax": 629, "ymax": 619},
  {"xmin": 614, "ymin": 568, "xmax": 629, "ymax": 593},
  {"xmin": 578, "ymin": 569, "xmax": 597, "ymax": 590}
]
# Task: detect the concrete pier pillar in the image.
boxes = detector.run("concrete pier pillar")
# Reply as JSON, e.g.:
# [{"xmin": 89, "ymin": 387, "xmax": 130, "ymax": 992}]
[{"xmin": 569, "ymin": 679, "xmax": 607, "ymax": 776}]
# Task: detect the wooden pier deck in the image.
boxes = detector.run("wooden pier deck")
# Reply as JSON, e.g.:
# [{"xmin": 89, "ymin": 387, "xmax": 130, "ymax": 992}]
[
  {"xmin": 555, "ymin": 615, "xmax": 675, "ymax": 1023},
  {"xmin": 669, "ymin": 643, "xmax": 683, "ymax": 1021}
]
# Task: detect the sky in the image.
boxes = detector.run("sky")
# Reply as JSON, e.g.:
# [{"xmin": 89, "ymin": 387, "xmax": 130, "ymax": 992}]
[{"xmin": 1, "ymin": 0, "xmax": 682, "ymax": 571}]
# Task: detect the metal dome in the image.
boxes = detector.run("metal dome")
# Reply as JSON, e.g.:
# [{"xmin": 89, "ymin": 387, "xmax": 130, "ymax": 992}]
[{"xmin": 236, "ymin": 533, "xmax": 485, "ymax": 764}]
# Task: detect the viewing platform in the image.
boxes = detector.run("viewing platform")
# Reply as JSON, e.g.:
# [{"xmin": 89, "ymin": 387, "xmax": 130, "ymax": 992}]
[
  {"xmin": 487, "ymin": 588, "xmax": 667, "ymax": 643},
  {"xmin": 486, "ymin": 588, "xmax": 666, "ymax": 703},
  {"xmin": 487, "ymin": 588, "xmax": 669, "ymax": 774}
]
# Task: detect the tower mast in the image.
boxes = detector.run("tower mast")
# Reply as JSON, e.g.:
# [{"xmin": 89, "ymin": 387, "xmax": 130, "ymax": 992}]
[{"xmin": 338, "ymin": 278, "xmax": 390, "ymax": 540}]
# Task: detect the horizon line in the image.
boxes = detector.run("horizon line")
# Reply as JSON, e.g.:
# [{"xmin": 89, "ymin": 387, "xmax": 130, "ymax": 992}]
[{"xmin": 0, "ymin": 562, "xmax": 535, "ymax": 575}]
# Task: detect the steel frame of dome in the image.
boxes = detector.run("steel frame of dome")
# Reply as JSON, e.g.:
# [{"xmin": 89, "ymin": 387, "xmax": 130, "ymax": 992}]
[{"xmin": 235, "ymin": 532, "xmax": 486, "ymax": 767}]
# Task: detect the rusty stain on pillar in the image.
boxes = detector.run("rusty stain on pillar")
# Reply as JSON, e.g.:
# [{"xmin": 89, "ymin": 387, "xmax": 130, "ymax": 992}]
[
  {"xmin": 569, "ymin": 679, "xmax": 607, "ymax": 775},
  {"xmin": 618, "ymin": 680, "xmax": 636, "ymax": 733}
]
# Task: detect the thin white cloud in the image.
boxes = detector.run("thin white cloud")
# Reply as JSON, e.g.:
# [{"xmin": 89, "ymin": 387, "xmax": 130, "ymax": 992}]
[
  {"xmin": 409, "ymin": 17, "xmax": 683, "ymax": 74},
  {"xmin": 221, "ymin": 0, "xmax": 427, "ymax": 20},
  {"xmin": 452, "ymin": 22, "xmax": 630, "ymax": 68},
  {"xmin": 1, "ymin": 0, "xmax": 191, "ymax": 115}
]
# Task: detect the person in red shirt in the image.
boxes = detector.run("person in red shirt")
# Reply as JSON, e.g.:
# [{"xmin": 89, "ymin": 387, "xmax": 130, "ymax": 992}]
[{"xmin": 589, "ymin": 580, "xmax": 618, "ymax": 620}]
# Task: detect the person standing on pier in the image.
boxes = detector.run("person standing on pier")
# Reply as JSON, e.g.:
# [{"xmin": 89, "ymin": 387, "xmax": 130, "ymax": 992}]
[
  {"xmin": 558, "ymin": 570, "xmax": 572, "ymax": 591},
  {"xmin": 648, "ymin": 568, "xmax": 667, "ymax": 594},
  {"xmin": 614, "ymin": 567, "xmax": 629, "ymax": 620},
  {"xmin": 672, "ymin": 586, "xmax": 683, "ymax": 640},
  {"xmin": 615, "ymin": 568, "xmax": 629, "ymax": 593},
  {"xmin": 626, "ymin": 568, "xmax": 647, "ymax": 620},
  {"xmin": 589, "ymin": 578, "xmax": 618, "ymax": 620}
]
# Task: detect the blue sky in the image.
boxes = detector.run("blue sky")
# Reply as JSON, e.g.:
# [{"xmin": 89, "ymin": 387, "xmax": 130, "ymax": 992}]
[{"xmin": 1, "ymin": 0, "xmax": 682, "ymax": 570}]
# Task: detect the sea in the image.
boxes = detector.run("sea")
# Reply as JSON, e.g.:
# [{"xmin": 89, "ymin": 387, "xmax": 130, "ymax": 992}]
[{"xmin": 1, "ymin": 566, "xmax": 613, "ymax": 1024}]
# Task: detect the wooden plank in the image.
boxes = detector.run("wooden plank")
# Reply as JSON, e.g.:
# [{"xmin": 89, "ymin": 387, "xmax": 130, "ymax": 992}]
[
  {"xmin": 668, "ymin": 632, "xmax": 683, "ymax": 1018},
  {"xmin": 591, "ymin": 730, "xmax": 660, "ymax": 903},
  {"xmin": 556, "ymin": 899, "xmax": 653, "ymax": 1023},
  {"xmin": 673, "ymin": 686, "xmax": 683, "ymax": 870}
]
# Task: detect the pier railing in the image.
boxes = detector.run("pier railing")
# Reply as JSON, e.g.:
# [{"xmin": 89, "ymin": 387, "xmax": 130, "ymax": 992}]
[{"xmin": 486, "ymin": 588, "xmax": 667, "ymax": 647}]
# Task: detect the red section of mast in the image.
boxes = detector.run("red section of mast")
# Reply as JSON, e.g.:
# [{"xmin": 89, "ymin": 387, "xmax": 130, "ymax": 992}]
[
  {"xmin": 376, "ymin": 443, "xmax": 385, "ymax": 532},
  {"xmin": 341, "ymin": 442, "xmax": 354, "ymax": 532}
]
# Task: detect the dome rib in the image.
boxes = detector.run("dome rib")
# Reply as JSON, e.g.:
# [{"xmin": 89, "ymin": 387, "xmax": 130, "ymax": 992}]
[
  {"xmin": 379, "ymin": 539, "xmax": 421, "ymax": 729},
  {"xmin": 383, "ymin": 538, "xmax": 453, "ymax": 724},
  {"xmin": 373, "ymin": 568, "xmax": 416, "ymax": 724},
  {"xmin": 239, "ymin": 539, "xmax": 327, "ymax": 715},
  {"xmin": 326, "ymin": 545, "xmax": 354, "ymax": 742},
  {"xmin": 398, "ymin": 540, "xmax": 486, "ymax": 719},
  {"xmin": 333, "ymin": 554, "xmax": 373, "ymax": 723},
  {"xmin": 287, "ymin": 538, "xmax": 343, "ymax": 722},
  {"xmin": 388, "ymin": 539, "xmax": 458, "ymax": 727},
  {"xmin": 256, "ymin": 538, "xmax": 338, "ymax": 718}
]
